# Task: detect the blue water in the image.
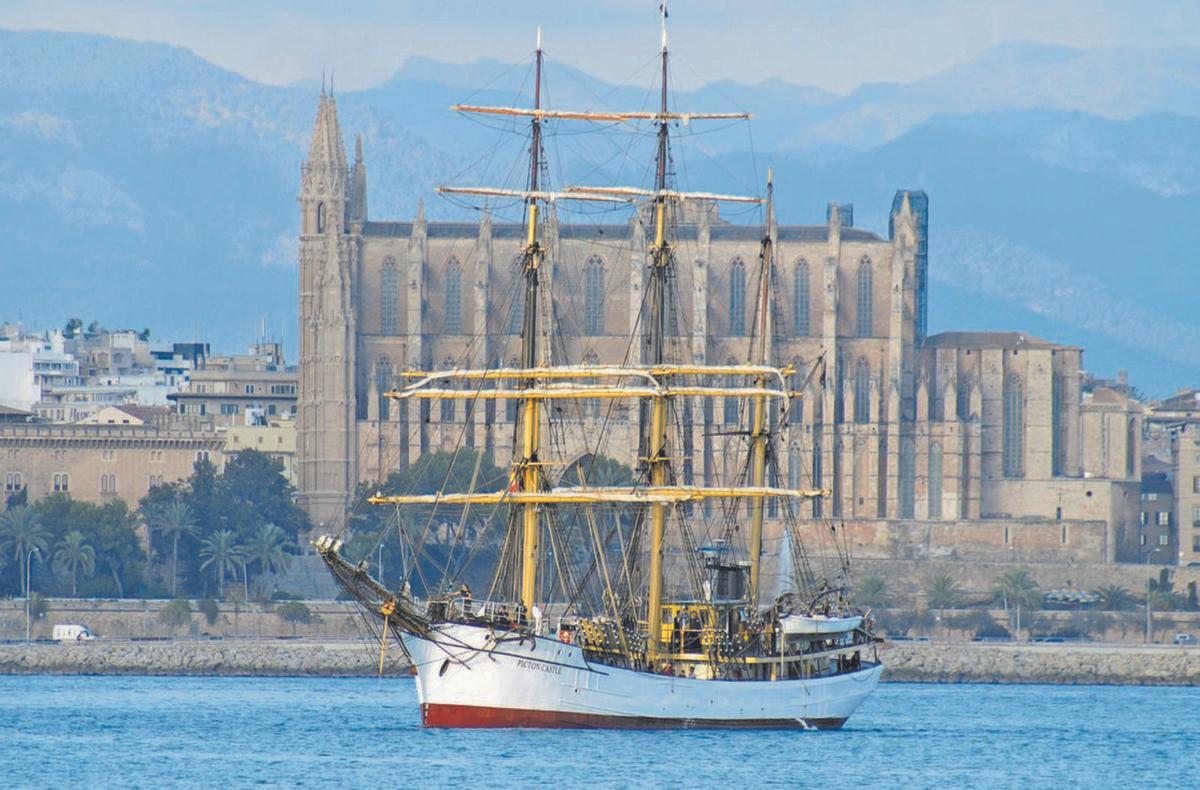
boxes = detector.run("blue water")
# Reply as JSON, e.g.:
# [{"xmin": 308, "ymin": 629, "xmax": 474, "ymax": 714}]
[{"xmin": 0, "ymin": 676, "xmax": 1195, "ymax": 788}]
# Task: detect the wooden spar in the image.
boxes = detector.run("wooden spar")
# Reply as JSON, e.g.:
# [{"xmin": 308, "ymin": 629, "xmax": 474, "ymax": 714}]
[
  {"xmin": 746, "ymin": 172, "xmax": 775, "ymax": 608},
  {"xmin": 366, "ymin": 486, "xmax": 831, "ymax": 507},
  {"xmin": 393, "ymin": 364, "xmax": 793, "ymax": 382},
  {"xmin": 453, "ymin": 104, "xmax": 750, "ymax": 123},
  {"xmin": 564, "ymin": 186, "xmax": 762, "ymax": 204},
  {"xmin": 437, "ymin": 186, "xmax": 630, "ymax": 204},
  {"xmin": 384, "ymin": 385, "xmax": 791, "ymax": 401}
]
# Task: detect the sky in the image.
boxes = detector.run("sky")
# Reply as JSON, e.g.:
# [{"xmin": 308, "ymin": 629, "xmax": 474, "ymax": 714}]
[{"xmin": 2, "ymin": 0, "xmax": 1199, "ymax": 93}]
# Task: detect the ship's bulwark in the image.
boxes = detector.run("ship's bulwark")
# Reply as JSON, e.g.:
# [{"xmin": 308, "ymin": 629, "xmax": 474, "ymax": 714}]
[{"xmin": 405, "ymin": 623, "xmax": 881, "ymax": 730}]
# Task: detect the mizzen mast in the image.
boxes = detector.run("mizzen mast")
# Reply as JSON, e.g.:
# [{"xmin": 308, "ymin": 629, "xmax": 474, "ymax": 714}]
[{"xmin": 746, "ymin": 170, "xmax": 775, "ymax": 607}]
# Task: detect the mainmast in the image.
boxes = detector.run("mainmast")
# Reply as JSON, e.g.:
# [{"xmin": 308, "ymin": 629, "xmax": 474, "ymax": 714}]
[
  {"xmin": 517, "ymin": 28, "xmax": 547, "ymax": 615},
  {"xmin": 746, "ymin": 171, "xmax": 775, "ymax": 607},
  {"xmin": 644, "ymin": 7, "xmax": 672, "ymax": 661}
]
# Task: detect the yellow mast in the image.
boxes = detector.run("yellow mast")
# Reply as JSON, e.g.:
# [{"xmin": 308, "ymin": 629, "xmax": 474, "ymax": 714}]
[
  {"xmin": 645, "ymin": 11, "xmax": 672, "ymax": 662},
  {"xmin": 747, "ymin": 171, "xmax": 775, "ymax": 607},
  {"xmin": 518, "ymin": 29, "xmax": 546, "ymax": 615}
]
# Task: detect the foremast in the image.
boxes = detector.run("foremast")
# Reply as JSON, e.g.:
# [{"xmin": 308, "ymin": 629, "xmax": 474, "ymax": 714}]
[{"xmin": 517, "ymin": 28, "xmax": 547, "ymax": 616}]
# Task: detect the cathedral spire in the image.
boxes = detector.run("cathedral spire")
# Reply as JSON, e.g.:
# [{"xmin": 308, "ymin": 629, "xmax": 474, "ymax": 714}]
[{"xmin": 307, "ymin": 92, "xmax": 347, "ymax": 170}]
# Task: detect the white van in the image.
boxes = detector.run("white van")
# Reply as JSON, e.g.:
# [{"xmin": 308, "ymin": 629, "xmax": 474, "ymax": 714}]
[{"xmin": 52, "ymin": 624, "xmax": 95, "ymax": 642}]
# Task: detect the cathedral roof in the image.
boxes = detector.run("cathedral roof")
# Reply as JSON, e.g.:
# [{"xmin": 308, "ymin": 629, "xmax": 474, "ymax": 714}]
[{"xmin": 923, "ymin": 331, "xmax": 1075, "ymax": 351}]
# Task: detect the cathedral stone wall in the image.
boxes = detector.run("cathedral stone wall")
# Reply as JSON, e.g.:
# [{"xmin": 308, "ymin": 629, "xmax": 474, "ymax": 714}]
[{"xmin": 296, "ymin": 93, "xmax": 1145, "ymax": 562}]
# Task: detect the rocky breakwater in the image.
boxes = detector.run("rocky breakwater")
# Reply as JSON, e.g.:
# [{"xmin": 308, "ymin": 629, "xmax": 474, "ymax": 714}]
[
  {"xmin": 881, "ymin": 642, "xmax": 1200, "ymax": 686},
  {"xmin": 0, "ymin": 639, "xmax": 409, "ymax": 677}
]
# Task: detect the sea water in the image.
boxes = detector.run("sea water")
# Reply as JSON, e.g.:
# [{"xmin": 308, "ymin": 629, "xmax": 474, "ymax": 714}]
[{"xmin": 0, "ymin": 676, "xmax": 1196, "ymax": 788}]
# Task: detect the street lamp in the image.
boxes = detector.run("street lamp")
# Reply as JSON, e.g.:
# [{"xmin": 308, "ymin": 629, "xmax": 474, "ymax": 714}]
[
  {"xmin": 25, "ymin": 547, "xmax": 41, "ymax": 643},
  {"xmin": 1143, "ymin": 546, "xmax": 1162, "ymax": 643}
]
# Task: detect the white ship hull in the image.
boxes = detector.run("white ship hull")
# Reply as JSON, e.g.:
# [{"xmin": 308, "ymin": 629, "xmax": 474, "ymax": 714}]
[{"xmin": 404, "ymin": 622, "xmax": 882, "ymax": 729}]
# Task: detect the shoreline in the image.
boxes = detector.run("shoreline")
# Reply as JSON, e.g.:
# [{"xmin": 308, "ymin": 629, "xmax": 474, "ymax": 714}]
[{"xmin": 1, "ymin": 639, "xmax": 1198, "ymax": 686}]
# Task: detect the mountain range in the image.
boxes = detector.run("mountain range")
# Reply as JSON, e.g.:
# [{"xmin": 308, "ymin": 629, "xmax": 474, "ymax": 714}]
[{"xmin": 1, "ymin": 30, "xmax": 1198, "ymax": 395}]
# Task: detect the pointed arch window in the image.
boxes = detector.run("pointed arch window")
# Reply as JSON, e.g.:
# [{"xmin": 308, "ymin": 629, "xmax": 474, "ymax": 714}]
[
  {"xmin": 584, "ymin": 256, "xmax": 606, "ymax": 335},
  {"xmin": 445, "ymin": 258, "xmax": 462, "ymax": 333},
  {"xmin": 381, "ymin": 257, "xmax": 398, "ymax": 335},
  {"xmin": 316, "ymin": 202, "xmax": 326, "ymax": 234},
  {"xmin": 509, "ymin": 254, "xmax": 527, "ymax": 335},
  {"xmin": 440, "ymin": 359, "xmax": 457, "ymax": 422},
  {"xmin": 899, "ymin": 437, "xmax": 915, "ymax": 518},
  {"xmin": 794, "ymin": 259, "xmax": 810, "ymax": 336},
  {"xmin": 729, "ymin": 257, "xmax": 746, "ymax": 336},
  {"xmin": 788, "ymin": 361, "xmax": 805, "ymax": 426},
  {"xmin": 505, "ymin": 357, "xmax": 520, "ymax": 423},
  {"xmin": 1126, "ymin": 417, "xmax": 1137, "ymax": 477},
  {"xmin": 1003, "ymin": 374, "xmax": 1025, "ymax": 478},
  {"xmin": 928, "ymin": 443, "xmax": 943, "ymax": 518},
  {"xmin": 788, "ymin": 444, "xmax": 802, "ymax": 490},
  {"xmin": 1051, "ymin": 375, "xmax": 1064, "ymax": 476},
  {"xmin": 376, "ymin": 357, "xmax": 393, "ymax": 421},
  {"xmin": 583, "ymin": 351, "xmax": 602, "ymax": 419},
  {"xmin": 856, "ymin": 257, "xmax": 873, "ymax": 337},
  {"xmin": 724, "ymin": 396, "xmax": 739, "ymax": 425},
  {"xmin": 853, "ymin": 358, "xmax": 871, "ymax": 424}
]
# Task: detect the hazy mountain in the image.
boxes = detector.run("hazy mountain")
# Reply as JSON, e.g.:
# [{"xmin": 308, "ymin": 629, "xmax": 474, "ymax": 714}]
[{"xmin": 0, "ymin": 30, "xmax": 1197, "ymax": 395}]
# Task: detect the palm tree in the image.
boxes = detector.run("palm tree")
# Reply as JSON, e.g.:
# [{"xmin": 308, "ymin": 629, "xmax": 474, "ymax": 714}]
[
  {"xmin": 992, "ymin": 569, "xmax": 1042, "ymax": 632},
  {"xmin": 53, "ymin": 530, "xmax": 96, "ymax": 596},
  {"xmin": 1096, "ymin": 584, "xmax": 1135, "ymax": 612},
  {"xmin": 199, "ymin": 530, "xmax": 245, "ymax": 598},
  {"xmin": 853, "ymin": 575, "xmax": 889, "ymax": 609},
  {"xmin": 1, "ymin": 506, "xmax": 50, "ymax": 596},
  {"xmin": 926, "ymin": 573, "xmax": 962, "ymax": 622},
  {"xmin": 158, "ymin": 499, "xmax": 195, "ymax": 596},
  {"xmin": 248, "ymin": 523, "xmax": 292, "ymax": 591}
]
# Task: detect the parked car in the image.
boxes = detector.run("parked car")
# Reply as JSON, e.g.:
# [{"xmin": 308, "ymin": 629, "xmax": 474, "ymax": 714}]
[
  {"xmin": 1174, "ymin": 633, "xmax": 1196, "ymax": 646},
  {"xmin": 52, "ymin": 624, "xmax": 95, "ymax": 642}
]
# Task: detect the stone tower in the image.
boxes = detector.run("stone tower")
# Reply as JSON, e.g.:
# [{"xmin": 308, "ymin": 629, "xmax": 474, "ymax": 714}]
[{"xmin": 297, "ymin": 92, "xmax": 360, "ymax": 529}]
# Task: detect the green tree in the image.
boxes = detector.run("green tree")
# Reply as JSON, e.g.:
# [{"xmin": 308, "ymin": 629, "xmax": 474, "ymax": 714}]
[
  {"xmin": 159, "ymin": 598, "xmax": 192, "ymax": 633},
  {"xmin": 199, "ymin": 530, "xmax": 244, "ymax": 597},
  {"xmin": 1096, "ymin": 584, "xmax": 1135, "ymax": 611},
  {"xmin": 926, "ymin": 573, "xmax": 963, "ymax": 620},
  {"xmin": 53, "ymin": 530, "xmax": 96, "ymax": 596},
  {"xmin": 218, "ymin": 451, "xmax": 311, "ymax": 541},
  {"xmin": 853, "ymin": 575, "xmax": 889, "ymax": 609},
  {"xmin": 89, "ymin": 500, "xmax": 147, "ymax": 598},
  {"xmin": 248, "ymin": 523, "xmax": 292, "ymax": 590},
  {"xmin": 1, "ymin": 506, "xmax": 49, "ymax": 596},
  {"xmin": 277, "ymin": 600, "xmax": 316, "ymax": 636},
  {"xmin": 64, "ymin": 317, "xmax": 83, "ymax": 339},
  {"xmin": 198, "ymin": 598, "xmax": 220, "ymax": 627},
  {"xmin": 344, "ymin": 450, "xmax": 509, "ymax": 595},
  {"xmin": 32, "ymin": 495, "xmax": 146, "ymax": 598}
]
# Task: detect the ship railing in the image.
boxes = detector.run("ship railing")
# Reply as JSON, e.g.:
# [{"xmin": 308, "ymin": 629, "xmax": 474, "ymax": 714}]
[{"xmin": 444, "ymin": 596, "xmax": 529, "ymax": 628}]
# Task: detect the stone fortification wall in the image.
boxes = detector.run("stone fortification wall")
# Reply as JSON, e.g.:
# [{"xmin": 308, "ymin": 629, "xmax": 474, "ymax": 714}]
[
  {"xmin": 0, "ymin": 639, "xmax": 398, "ymax": 677},
  {"xmin": 0, "ymin": 599, "xmax": 366, "ymax": 642},
  {"xmin": 881, "ymin": 642, "xmax": 1200, "ymax": 685},
  {"xmin": 793, "ymin": 518, "xmax": 1110, "ymax": 564},
  {"xmin": 846, "ymin": 558, "xmax": 1200, "ymax": 605}
]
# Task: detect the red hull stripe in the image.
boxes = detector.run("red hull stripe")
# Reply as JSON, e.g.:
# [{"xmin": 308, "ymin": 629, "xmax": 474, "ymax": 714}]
[{"xmin": 423, "ymin": 703, "xmax": 846, "ymax": 730}]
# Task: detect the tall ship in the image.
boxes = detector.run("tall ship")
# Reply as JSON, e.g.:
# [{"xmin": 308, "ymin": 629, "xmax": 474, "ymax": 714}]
[{"xmin": 315, "ymin": 7, "xmax": 882, "ymax": 729}]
